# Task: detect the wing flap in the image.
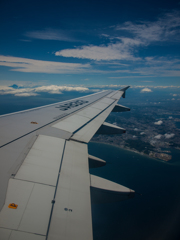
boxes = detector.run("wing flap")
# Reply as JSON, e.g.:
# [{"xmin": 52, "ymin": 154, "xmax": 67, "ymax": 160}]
[
  {"xmin": 47, "ymin": 140, "xmax": 93, "ymax": 240},
  {"xmin": 15, "ymin": 135, "xmax": 65, "ymax": 186}
]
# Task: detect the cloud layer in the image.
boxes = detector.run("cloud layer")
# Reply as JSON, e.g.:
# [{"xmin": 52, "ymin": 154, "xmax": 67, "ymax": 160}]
[
  {"xmin": 0, "ymin": 85, "xmax": 90, "ymax": 97},
  {"xmin": 0, "ymin": 56, "xmax": 90, "ymax": 74},
  {"xmin": 1, "ymin": 11, "xmax": 180, "ymax": 80},
  {"xmin": 53, "ymin": 11, "xmax": 180, "ymax": 78},
  {"xmin": 55, "ymin": 11, "xmax": 180, "ymax": 62}
]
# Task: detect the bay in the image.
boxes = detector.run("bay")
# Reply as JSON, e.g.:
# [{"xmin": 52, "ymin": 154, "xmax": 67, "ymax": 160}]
[{"xmin": 88, "ymin": 142, "xmax": 180, "ymax": 240}]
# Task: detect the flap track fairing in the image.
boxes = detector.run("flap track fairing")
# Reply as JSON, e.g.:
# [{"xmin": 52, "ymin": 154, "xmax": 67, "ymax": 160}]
[
  {"xmin": 112, "ymin": 104, "xmax": 130, "ymax": 112},
  {"xmin": 88, "ymin": 155, "xmax": 106, "ymax": 168},
  {"xmin": 96, "ymin": 122, "xmax": 126, "ymax": 135},
  {"xmin": 90, "ymin": 175, "xmax": 135, "ymax": 203}
]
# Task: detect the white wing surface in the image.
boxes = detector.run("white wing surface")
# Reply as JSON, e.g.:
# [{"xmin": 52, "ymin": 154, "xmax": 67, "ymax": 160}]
[{"xmin": 0, "ymin": 87, "xmax": 134, "ymax": 240}]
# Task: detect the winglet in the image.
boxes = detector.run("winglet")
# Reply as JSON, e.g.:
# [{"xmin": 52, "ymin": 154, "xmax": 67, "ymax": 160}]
[{"xmin": 119, "ymin": 86, "xmax": 130, "ymax": 98}]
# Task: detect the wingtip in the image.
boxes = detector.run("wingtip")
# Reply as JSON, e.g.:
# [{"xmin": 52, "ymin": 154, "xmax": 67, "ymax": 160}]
[
  {"xmin": 119, "ymin": 86, "xmax": 130, "ymax": 92},
  {"xmin": 119, "ymin": 86, "xmax": 130, "ymax": 98}
]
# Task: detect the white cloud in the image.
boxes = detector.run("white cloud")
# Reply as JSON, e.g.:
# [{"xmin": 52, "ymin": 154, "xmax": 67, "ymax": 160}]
[
  {"xmin": 35, "ymin": 85, "xmax": 89, "ymax": 94},
  {"xmin": 164, "ymin": 133, "xmax": 175, "ymax": 139},
  {"xmin": 140, "ymin": 132, "xmax": 145, "ymax": 135},
  {"xmin": 0, "ymin": 85, "xmax": 90, "ymax": 97},
  {"xmin": 55, "ymin": 40, "xmax": 141, "ymax": 61},
  {"xmin": 25, "ymin": 28, "xmax": 76, "ymax": 42},
  {"xmin": 154, "ymin": 134, "xmax": 162, "ymax": 139},
  {"xmin": 15, "ymin": 93, "xmax": 38, "ymax": 97},
  {"xmin": 140, "ymin": 88, "xmax": 152, "ymax": 93},
  {"xmin": 0, "ymin": 55, "xmax": 90, "ymax": 74},
  {"xmin": 154, "ymin": 120, "xmax": 163, "ymax": 125},
  {"xmin": 0, "ymin": 86, "xmax": 37, "ymax": 97},
  {"xmin": 116, "ymin": 11, "xmax": 180, "ymax": 43}
]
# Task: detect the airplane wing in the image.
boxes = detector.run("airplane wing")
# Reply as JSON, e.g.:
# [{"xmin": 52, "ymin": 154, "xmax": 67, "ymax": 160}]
[{"xmin": 0, "ymin": 87, "xmax": 135, "ymax": 240}]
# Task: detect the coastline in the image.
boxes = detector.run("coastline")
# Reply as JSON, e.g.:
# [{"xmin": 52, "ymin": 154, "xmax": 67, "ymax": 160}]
[{"xmin": 90, "ymin": 140, "xmax": 171, "ymax": 162}]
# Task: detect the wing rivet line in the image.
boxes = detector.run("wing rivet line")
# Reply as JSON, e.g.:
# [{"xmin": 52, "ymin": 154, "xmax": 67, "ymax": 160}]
[{"xmin": 8, "ymin": 203, "xmax": 18, "ymax": 209}]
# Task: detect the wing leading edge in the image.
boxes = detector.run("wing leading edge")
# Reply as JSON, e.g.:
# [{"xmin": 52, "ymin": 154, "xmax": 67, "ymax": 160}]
[{"xmin": 0, "ymin": 86, "xmax": 135, "ymax": 240}]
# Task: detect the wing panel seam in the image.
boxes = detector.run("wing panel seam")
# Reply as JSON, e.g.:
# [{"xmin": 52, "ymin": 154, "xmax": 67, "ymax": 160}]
[
  {"xmin": 12, "ymin": 178, "xmax": 56, "ymax": 187},
  {"xmin": 0, "ymin": 227, "xmax": 46, "ymax": 236},
  {"xmin": 45, "ymin": 140, "xmax": 66, "ymax": 240},
  {"xmin": 17, "ymin": 183, "xmax": 35, "ymax": 230}
]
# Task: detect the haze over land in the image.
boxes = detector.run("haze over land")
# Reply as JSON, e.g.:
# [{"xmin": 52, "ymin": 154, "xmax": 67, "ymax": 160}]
[{"xmin": 92, "ymin": 87, "xmax": 180, "ymax": 161}]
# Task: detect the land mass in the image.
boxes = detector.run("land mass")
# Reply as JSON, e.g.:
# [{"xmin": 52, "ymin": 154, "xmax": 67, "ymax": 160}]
[{"xmin": 91, "ymin": 99, "xmax": 180, "ymax": 161}]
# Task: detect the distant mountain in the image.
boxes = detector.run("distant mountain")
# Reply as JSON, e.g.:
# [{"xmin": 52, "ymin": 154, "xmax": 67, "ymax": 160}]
[{"xmin": 9, "ymin": 84, "xmax": 19, "ymax": 89}]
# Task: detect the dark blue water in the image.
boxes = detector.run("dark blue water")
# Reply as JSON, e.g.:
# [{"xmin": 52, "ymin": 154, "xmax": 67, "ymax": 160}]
[
  {"xmin": 175, "ymin": 122, "xmax": 180, "ymax": 129},
  {"xmin": 88, "ymin": 142, "xmax": 180, "ymax": 240}
]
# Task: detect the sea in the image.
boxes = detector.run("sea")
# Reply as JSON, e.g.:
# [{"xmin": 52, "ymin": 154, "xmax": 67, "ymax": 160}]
[{"xmin": 89, "ymin": 142, "xmax": 180, "ymax": 240}]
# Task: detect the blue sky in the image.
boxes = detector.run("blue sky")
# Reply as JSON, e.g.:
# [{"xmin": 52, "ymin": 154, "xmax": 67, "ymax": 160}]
[{"xmin": 0, "ymin": 0, "xmax": 180, "ymax": 92}]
